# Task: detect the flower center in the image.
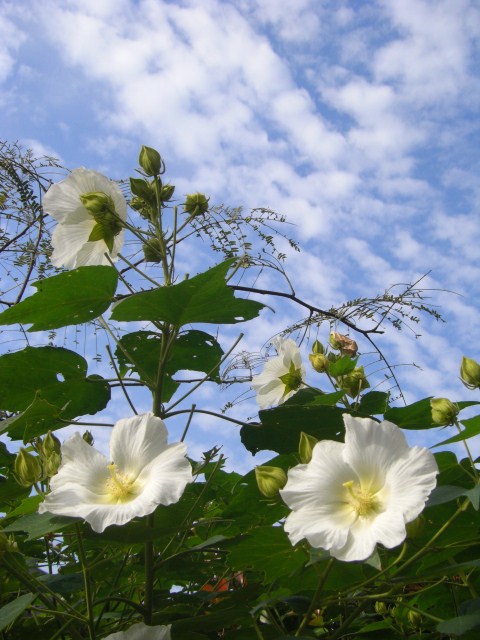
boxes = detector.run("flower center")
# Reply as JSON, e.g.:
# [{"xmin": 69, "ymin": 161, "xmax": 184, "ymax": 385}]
[
  {"xmin": 279, "ymin": 362, "xmax": 303, "ymax": 394},
  {"xmin": 343, "ymin": 480, "xmax": 381, "ymax": 518},
  {"xmin": 105, "ymin": 464, "xmax": 137, "ymax": 503}
]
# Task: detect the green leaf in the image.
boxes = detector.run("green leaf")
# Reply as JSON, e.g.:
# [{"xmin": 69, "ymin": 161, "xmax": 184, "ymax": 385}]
[
  {"xmin": 3, "ymin": 495, "xmax": 42, "ymax": 519},
  {"xmin": 167, "ymin": 330, "xmax": 224, "ymax": 381},
  {"xmin": 426, "ymin": 484, "xmax": 467, "ymax": 507},
  {"xmin": 0, "ymin": 347, "xmax": 110, "ymax": 440},
  {"xmin": 0, "ymin": 266, "xmax": 118, "ymax": 331},
  {"xmin": 435, "ymin": 415, "xmax": 480, "ymax": 447},
  {"xmin": 437, "ymin": 612, "xmax": 480, "ymax": 636},
  {"xmin": 0, "ymin": 593, "xmax": 35, "ymax": 631},
  {"xmin": 2, "ymin": 511, "xmax": 79, "ymax": 540},
  {"xmin": 385, "ymin": 399, "xmax": 478, "ymax": 430},
  {"xmin": 241, "ymin": 405, "xmax": 345, "ymax": 455},
  {"xmin": 328, "ymin": 355, "xmax": 358, "ymax": 376},
  {"xmin": 111, "ymin": 260, "xmax": 265, "ymax": 326},
  {"xmin": 38, "ymin": 573, "xmax": 84, "ymax": 596},
  {"xmin": 355, "ymin": 391, "xmax": 390, "ymax": 416},
  {"xmin": 0, "ymin": 394, "xmax": 63, "ymax": 441},
  {"xmin": 227, "ymin": 526, "xmax": 308, "ymax": 583}
]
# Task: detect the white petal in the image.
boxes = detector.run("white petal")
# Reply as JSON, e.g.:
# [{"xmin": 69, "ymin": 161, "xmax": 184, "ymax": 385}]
[
  {"xmin": 50, "ymin": 219, "xmax": 96, "ymax": 269},
  {"xmin": 136, "ymin": 443, "xmax": 193, "ymax": 506},
  {"xmin": 110, "ymin": 413, "xmax": 169, "ymax": 475},
  {"xmin": 343, "ymin": 415, "xmax": 410, "ymax": 489},
  {"xmin": 385, "ymin": 446, "xmax": 438, "ymax": 522}
]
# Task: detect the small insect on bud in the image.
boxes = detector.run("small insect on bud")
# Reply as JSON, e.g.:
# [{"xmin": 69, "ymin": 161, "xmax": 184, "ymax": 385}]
[{"xmin": 255, "ymin": 465, "xmax": 287, "ymax": 498}]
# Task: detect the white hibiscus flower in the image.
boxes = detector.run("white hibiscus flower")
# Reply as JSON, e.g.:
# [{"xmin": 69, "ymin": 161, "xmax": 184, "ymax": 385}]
[
  {"xmin": 105, "ymin": 622, "xmax": 171, "ymax": 639},
  {"xmin": 251, "ymin": 338, "xmax": 306, "ymax": 409},
  {"xmin": 39, "ymin": 413, "xmax": 192, "ymax": 533},
  {"xmin": 280, "ymin": 415, "xmax": 438, "ymax": 562},
  {"xmin": 43, "ymin": 167, "xmax": 127, "ymax": 269}
]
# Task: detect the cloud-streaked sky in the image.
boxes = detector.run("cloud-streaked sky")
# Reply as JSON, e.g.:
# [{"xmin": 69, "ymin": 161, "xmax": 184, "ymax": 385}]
[{"xmin": 1, "ymin": 0, "xmax": 479, "ymax": 467}]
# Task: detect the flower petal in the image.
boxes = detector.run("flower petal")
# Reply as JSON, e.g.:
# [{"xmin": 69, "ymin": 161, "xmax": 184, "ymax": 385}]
[
  {"xmin": 110, "ymin": 413, "xmax": 169, "ymax": 475},
  {"xmin": 104, "ymin": 623, "xmax": 171, "ymax": 640}
]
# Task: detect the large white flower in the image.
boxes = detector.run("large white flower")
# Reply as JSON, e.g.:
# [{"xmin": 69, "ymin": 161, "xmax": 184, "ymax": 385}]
[
  {"xmin": 280, "ymin": 415, "xmax": 438, "ymax": 562},
  {"xmin": 105, "ymin": 623, "xmax": 171, "ymax": 639},
  {"xmin": 39, "ymin": 413, "xmax": 192, "ymax": 533},
  {"xmin": 43, "ymin": 167, "xmax": 127, "ymax": 269},
  {"xmin": 251, "ymin": 338, "xmax": 306, "ymax": 409}
]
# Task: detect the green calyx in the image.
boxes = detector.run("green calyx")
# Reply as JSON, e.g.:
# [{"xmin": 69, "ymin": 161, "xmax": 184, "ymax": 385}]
[
  {"xmin": 279, "ymin": 361, "xmax": 303, "ymax": 395},
  {"xmin": 81, "ymin": 191, "xmax": 123, "ymax": 252}
]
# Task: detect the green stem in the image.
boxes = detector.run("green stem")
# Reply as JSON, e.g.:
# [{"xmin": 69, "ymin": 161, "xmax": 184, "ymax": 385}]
[
  {"xmin": 75, "ymin": 524, "xmax": 95, "ymax": 640},
  {"xmin": 454, "ymin": 418, "xmax": 479, "ymax": 481},
  {"xmin": 143, "ymin": 513, "xmax": 155, "ymax": 625},
  {"xmin": 295, "ymin": 558, "xmax": 335, "ymax": 636}
]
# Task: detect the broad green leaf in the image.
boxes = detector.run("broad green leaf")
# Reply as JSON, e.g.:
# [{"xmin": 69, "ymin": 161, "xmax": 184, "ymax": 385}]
[
  {"xmin": 111, "ymin": 260, "xmax": 264, "ymax": 326},
  {"xmin": 0, "ymin": 266, "xmax": 118, "ymax": 330},
  {"xmin": 227, "ymin": 526, "xmax": 308, "ymax": 583},
  {"xmin": 241, "ymin": 405, "xmax": 345, "ymax": 455},
  {"xmin": 0, "ymin": 347, "xmax": 110, "ymax": 439},
  {"xmin": 115, "ymin": 329, "xmax": 224, "ymax": 396},
  {"xmin": 355, "ymin": 391, "xmax": 390, "ymax": 416},
  {"xmin": 0, "ymin": 593, "xmax": 35, "ymax": 631},
  {"xmin": 2, "ymin": 510, "xmax": 79, "ymax": 540},
  {"xmin": 385, "ymin": 399, "xmax": 478, "ymax": 430},
  {"xmin": 0, "ymin": 474, "xmax": 30, "ymax": 504},
  {"xmin": 435, "ymin": 415, "xmax": 480, "ymax": 447},
  {"xmin": 328, "ymin": 355, "xmax": 358, "ymax": 376},
  {"xmin": 437, "ymin": 612, "xmax": 480, "ymax": 636},
  {"xmin": 426, "ymin": 484, "xmax": 468, "ymax": 507},
  {"xmin": 3, "ymin": 494, "xmax": 42, "ymax": 519},
  {"xmin": 38, "ymin": 573, "xmax": 84, "ymax": 596},
  {"xmin": 0, "ymin": 394, "xmax": 62, "ymax": 441}
]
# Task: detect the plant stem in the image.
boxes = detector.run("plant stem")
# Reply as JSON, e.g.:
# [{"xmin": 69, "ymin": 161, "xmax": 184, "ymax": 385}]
[
  {"xmin": 295, "ymin": 558, "xmax": 335, "ymax": 636},
  {"xmin": 75, "ymin": 524, "xmax": 95, "ymax": 640},
  {"xmin": 143, "ymin": 513, "xmax": 155, "ymax": 625}
]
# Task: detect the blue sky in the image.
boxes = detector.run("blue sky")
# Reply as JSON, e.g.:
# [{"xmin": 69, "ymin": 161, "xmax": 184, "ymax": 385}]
[{"xmin": 1, "ymin": 0, "xmax": 480, "ymax": 468}]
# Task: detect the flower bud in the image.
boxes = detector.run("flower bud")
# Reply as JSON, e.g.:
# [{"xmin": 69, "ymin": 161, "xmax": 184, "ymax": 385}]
[
  {"xmin": 0, "ymin": 532, "xmax": 18, "ymax": 555},
  {"xmin": 139, "ymin": 145, "xmax": 163, "ymax": 176},
  {"xmin": 184, "ymin": 193, "xmax": 209, "ymax": 217},
  {"xmin": 14, "ymin": 448, "xmax": 42, "ymax": 487},
  {"xmin": 338, "ymin": 366, "xmax": 369, "ymax": 398},
  {"xmin": 143, "ymin": 238, "xmax": 164, "ymax": 263},
  {"xmin": 43, "ymin": 431, "xmax": 61, "ymax": 457},
  {"xmin": 80, "ymin": 191, "xmax": 117, "ymax": 217},
  {"xmin": 83, "ymin": 431, "xmax": 94, "ymax": 445},
  {"xmin": 160, "ymin": 184, "xmax": 175, "ymax": 203},
  {"xmin": 309, "ymin": 353, "xmax": 329, "ymax": 373},
  {"xmin": 81, "ymin": 191, "xmax": 123, "ymax": 251},
  {"xmin": 330, "ymin": 332, "xmax": 358, "ymax": 357},
  {"xmin": 299, "ymin": 432, "xmax": 318, "ymax": 464},
  {"xmin": 407, "ymin": 609, "xmax": 422, "ymax": 628},
  {"xmin": 405, "ymin": 514, "xmax": 425, "ymax": 539},
  {"xmin": 311, "ymin": 339, "xmax": 324, "ymax": 354},
  {"xmin": 430, "ymin": 398, "xmax": 459, "ymax": 426},
  {"xmin": 129, "ymin": 177, "xmax": 156, "ymax": 205},
  {"xmin": 374, "ymin": 601, "xmax": 388, "ymax": 616},
  {"xmin": 255, "ymin": 465, "xmax": 287, "ymax": 498},
  {"xmin": 460, "ymin": 356, "xmax": 480, "ymax": 390},
  {"xmin": 44, "ymin": 452, "xmax": 61, "ymax": 477}
]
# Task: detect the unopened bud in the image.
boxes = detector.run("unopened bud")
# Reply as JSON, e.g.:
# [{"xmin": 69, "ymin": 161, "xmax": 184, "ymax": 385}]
[
  {"xmin": 430, "ymin": 398, "xmax": 459, "ymax": 426},
  {"xmin": 44, "ymin": 452, "xmax": 61, "ymax": 477},
  {"xmin": 338, "ymin": 366, "xmax": 369, "ymax": 398},
  {"xmin": 139, "ymin": 145, "xmax": 163, "ymax": 177},
  {"xmin": 184, "ymin": 193, "xmax": 209, "ymax": 216},
  {"xmin": 83, "ymin": 431, "xmax": 94, "ymax": 446},
  {"xmin": 129, "ymin": 177, "xmax": 156, "ymax": 205},
  {"xmin": 43, "ymin": 431, "xmax": 61, "ymax": 457},
  {"xmin": 255, "ymin": 465, "xmax": 287, "ymax": 498},
  {"xmin": 160, "ymin": 184, "xmax": 175, "ymax": 203},
  {"xmin": 299, "ymin": 432, "xmax": 318, "ymax": 464},
  {"xmin": 80, "ymin": 191, "xmax": 116, "ymax": 217},
  {"xmin": 143, "ymin": 238, "xmax": 164, "ymax": 263},
  {"xmin": 309, "ymin": 353, "xmax": 329, "ymax": 373},
  {"xmin": 14, "ymin": 448, "xmax": 42, "ymax": 487},
  {"xmin": 406, "ymin": 514, "xmax": 425, "ymax": 539},
  {"xmin": 311, "ymin": 339, "xmax": 324, "ymax": 354},
  {"xmin": 460, "ymin": 356, "xmax": 480, "ymax": 390},
  {"xmin": 407, "ymin": 609, "xmax": 422, "ymax": 627},
  {"xmin": 0, "ymin": 532, "xmax": 18, "ymax": 555},
  {"xmin": 374, "ymin": 601, "xmax": 388, "ymax": 616}
]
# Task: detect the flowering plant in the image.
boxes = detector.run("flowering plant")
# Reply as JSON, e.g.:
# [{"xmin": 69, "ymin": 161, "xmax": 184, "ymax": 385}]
[{"xmin": 0, "ymin": 144, "xmax": 478, "ymax": 639}]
